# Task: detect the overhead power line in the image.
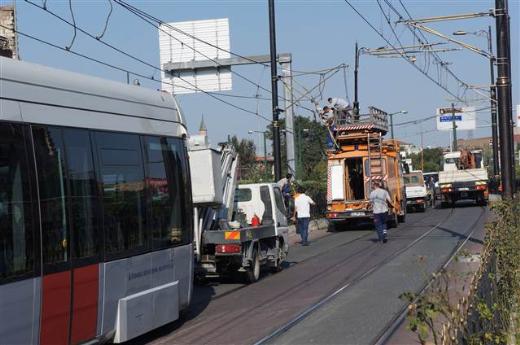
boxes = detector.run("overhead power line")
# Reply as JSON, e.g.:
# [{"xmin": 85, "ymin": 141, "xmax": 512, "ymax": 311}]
[
  {"xmin": 1, "ymin": 21, "xmax": 272, "ymax": 122},
  {"xmin": 343, "ymin": 0, "xmax": 464, "ymax": 103}
]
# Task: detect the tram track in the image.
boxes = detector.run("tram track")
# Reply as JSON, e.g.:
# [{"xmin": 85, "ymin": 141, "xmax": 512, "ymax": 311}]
[
  {"xmin": 254, "ymin": 206, "xmax": 464, "ymax": 345},
  {"xmin": 372, "ymin": 205, "xmax": 487, "ymax": 345},
  {"xmin": 207, "ymin": 207, "xmax": 446, "ymax": 303},
  {"xmin": 143, "ymin": 206, "xmax": 464, "ymax": 345}
]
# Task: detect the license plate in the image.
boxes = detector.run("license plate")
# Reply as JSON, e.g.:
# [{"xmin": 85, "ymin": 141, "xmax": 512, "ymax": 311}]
[
  {"xmin": 459, "ymin": 187, "xmax": 469, "ymax": 191},
  {"xmin": 351, "ymin": 212, "xmax": 365, "ymax": 217}
]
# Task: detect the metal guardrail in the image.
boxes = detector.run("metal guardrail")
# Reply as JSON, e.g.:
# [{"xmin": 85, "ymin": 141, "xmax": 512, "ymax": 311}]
[{"xmin": 335, "ymin": 106, "xmax": 389, "ymax": 133}]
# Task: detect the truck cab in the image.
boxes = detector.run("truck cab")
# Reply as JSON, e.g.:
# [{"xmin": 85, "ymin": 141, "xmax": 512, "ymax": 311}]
[
  {"xmin": 404, "ymin": 171, "xmax": 428, "ymax": 212},
  {"xmin": 199, "ymin": 183, "xmax": 289, "ymax": 283}
]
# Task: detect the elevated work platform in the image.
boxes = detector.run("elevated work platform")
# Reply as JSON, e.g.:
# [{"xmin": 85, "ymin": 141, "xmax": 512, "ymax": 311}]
[{"xmin": 335, "ymin": 106, "xmax": 389, "ymax": 140}]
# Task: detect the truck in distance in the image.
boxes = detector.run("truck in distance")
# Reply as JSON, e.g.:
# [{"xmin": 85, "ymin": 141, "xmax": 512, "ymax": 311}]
[
  {"xmin": 438, "ymin": 149, "xmax": 489, "ymax": 207},
  {"xmin": 404, "ymin": 171, "xmax": 429, "ymax": 212},
  {"xmin": 326, "ymin": 107, "xmax": 407, "ymax": 230}
]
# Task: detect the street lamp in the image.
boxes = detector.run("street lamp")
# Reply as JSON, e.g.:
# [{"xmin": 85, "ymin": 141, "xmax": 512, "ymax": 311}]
[
  {"xmin": 388, "ymin": 110, "xmax": 408, "ymax": 140},
  {"xmin": 453, "ymin": 27, "xmax": 499, "ymax": 177},
  {"xmin": 248, "ymin": 130, "xmax": 268, "ymax": 178}
]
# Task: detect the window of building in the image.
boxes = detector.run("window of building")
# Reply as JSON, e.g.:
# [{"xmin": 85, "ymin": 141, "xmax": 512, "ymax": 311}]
[
  {"xmin": 62, "ymin": 129, "xmax": 100, "ymax": 260},
  {"xmin": 0, "ymin": 123, "xmax": 36, "ymax": 282},
  {"xmin": 95, "ymin": 132, "xmax": 147, "ymax": 257},
  {"xmin": 144, "ymin": 136, "xmax": 184, "ymax": 249},
  {"xmin": 32, "ymin": 126, "xmax": 69, "ymax": 267}
]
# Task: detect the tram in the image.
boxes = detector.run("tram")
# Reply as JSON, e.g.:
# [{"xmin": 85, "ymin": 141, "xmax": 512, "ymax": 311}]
[{"xmin": 0, "ymin": 57, "xmax": 194, "ymax": 344}]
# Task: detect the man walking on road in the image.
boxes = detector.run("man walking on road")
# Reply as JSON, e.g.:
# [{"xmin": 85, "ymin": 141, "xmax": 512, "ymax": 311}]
[
  {"xmin": 293, "ymin": 186, "xmax": 315, "ymax": 246},
  {"xmin": 369, "ymin": 181, "xmax": 394, "ymax": 243}
]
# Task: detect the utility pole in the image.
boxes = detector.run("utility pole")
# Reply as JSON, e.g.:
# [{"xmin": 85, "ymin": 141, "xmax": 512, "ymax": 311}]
[
  {"xmin": 451, "ymin": 103, "xmax": 458, "ymax": 151},
  {"xmin": 268, "ymin": 0, "xmax": 282, "ymax": 181},
  {"xmin": 421, "ymin": 131, "xmax": 425, "ymax": 171},
  {"xmin": 495, "ymin": 0, "xmax": 515, "ymax": 197},
  {"xmin": 353, "ymin": 43, "xmax": 360, "ymax": 121},
  {"xmin": 488, "ymin": 25, "xmax": 500, "ymax": 177}
]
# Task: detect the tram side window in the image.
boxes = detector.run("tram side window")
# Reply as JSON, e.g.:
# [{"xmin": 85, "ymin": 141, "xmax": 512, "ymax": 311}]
[
  {"xmin": 62, "ymin": 129, "xmax": 100, "ymax": 260},
  {"xmin": 144, "ymin": 136, "xmax": 183, "ymax": 249},
  {"xmin": 95, "ymin": 132, "xmax": 147, "ymax": 257},
  {"xmin": 33, "ymin": 126, "xmax": 69, "ymax": 266},
  {"xmin": 166, "ymin": 138, "xmax": 193, "ymax": 245},
  {"xmin": 0, "ymin": 124, "xmax": 35, "ymax": 282}
]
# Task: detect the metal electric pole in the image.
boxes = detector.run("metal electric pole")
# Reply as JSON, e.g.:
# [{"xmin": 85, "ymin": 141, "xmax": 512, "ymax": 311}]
[
  {"xmin": 353, "ymin": 42, "xmax": 360, "ymax": 121},
  {"xmin": 495, "ymin": 0, "xmax": 515, "ymax": 197},
  {"xmin": 451, "ymin": 103, "xmax": 458, "ymax": 151},
  {"xmin": 268, "ymin": 0, "xmax": 282, "ymax": 181},
  {"xmin": 488, "ymin": 25, "xmax": 500, "ymax": 177}
]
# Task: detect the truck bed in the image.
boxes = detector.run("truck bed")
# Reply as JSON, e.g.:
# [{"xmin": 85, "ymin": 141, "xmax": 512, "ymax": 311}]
[
  {"xmin": 202, "ymin": 224, "xmax": 278, "ymax": 244},
  {"xmin": 439, "ymin": 168, "xmax": 488, "ymax": 184}
]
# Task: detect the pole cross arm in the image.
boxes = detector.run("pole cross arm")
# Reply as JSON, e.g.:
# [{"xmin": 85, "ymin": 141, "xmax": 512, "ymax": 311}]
[
  {"xmin": 163, "ymin": 53, "xmax": 292, "ymax": 74},
  {"xmin": 407, "ymin": 22, "xmax": 493, "ymax": 60},
  {"xmin": 396, "ymin": 11, "xmax": 492, "ymax": 24}
]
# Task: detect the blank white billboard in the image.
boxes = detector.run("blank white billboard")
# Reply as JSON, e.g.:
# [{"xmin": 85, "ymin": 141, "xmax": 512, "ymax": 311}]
[
  {"xmin": 436, "ymin": 106, "xmax": 476, "ymax": 131},
  {"xmin": 159, "ymin": 18, "xmax": 232, "ymax": 94}
]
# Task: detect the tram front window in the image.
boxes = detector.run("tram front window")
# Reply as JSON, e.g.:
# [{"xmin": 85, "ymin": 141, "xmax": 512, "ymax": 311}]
[{"xmin": 0, "ymin": 123, "xmax": 35, "ymax": 281}]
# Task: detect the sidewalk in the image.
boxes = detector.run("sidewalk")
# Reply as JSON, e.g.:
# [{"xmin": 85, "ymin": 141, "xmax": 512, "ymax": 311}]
[{"xmin": 287, "ymin": 218, "xmax": 330, "ymax": 245}]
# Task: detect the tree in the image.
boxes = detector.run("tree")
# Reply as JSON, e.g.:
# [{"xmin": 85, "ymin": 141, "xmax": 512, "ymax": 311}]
[
  {"xmin": 230, "ymin": 135, "xmax": 260, "ymax": 181},
  {"xmin": 409, "ymin": 147, "xmax": 444, "ymax": 172},
  {"xmin": 266, "ymin": 115, "xmax": 328, "ymax": 181}
]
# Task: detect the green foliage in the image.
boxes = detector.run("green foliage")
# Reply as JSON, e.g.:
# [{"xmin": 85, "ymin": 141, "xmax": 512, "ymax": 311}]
[
  {"xmin": 409, "ymin": 147, "xmax": 444, "ymax": 173},
  {"xmin": 230, "ymin": 135, "xmax": 262, "ymax": 182},
  {"xmin": 401, "ymin": 200, "xmax": 520, "ymax": 344}
]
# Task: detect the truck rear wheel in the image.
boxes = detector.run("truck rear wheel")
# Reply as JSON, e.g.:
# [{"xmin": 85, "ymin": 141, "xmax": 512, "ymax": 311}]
[{"xmin": 245, "ymin": 248, "xmax": 260, "ymax": 284}]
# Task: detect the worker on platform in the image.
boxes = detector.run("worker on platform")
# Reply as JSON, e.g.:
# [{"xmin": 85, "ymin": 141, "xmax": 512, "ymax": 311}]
[
  {"xmin": 292, "ymin": 185, "xmax": 315, "ymax": 246},
  {"xmin": 277, "ymin": 173, "xmax": 293, "ymax": 213},
  {"xmin": 321, "ymin": 106, "xmax": 336, "ymax": 150},
  {"xmin": 327, "ymin": 97, "xmax": 352, "ymax": 124},
  {"xmin": 369, "ymin": 181, "xmax": 394, "ymax": 243}
]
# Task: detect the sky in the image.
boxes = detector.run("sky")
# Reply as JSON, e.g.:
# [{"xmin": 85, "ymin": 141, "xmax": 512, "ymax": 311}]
[{"xmin": 3, "ymin": 0, "xmax": 519, "ymax": 154}]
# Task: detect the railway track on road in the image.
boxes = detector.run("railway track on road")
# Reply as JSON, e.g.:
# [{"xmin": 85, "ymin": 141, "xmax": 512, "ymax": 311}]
[
  {"xmin": 254, "ymin": 205, "xmax": 485, "ymax": 345},
  {"xmin": 372, "ymin": 205, "xmax": 487, "ymax": 345}
]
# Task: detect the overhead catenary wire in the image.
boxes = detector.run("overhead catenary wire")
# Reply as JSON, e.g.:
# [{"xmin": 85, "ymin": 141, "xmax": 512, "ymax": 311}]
[
  {"xmin": 343, "ymin": 0, "xmax": 464, "ymax": 103},
  {"xmin": 1, "ymin": 22, "xmax": 272, "ymax": 123}
]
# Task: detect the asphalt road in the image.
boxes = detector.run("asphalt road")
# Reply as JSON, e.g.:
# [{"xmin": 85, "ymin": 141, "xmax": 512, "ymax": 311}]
[{"xmin": 129, "ymin": 202, "xmax": 488, "ymax": 345}]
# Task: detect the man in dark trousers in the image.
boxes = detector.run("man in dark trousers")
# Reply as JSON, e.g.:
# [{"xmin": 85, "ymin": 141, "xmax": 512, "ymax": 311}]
[
  {"xmin": 292, "ymin": 186, "xmax": 315, "ymax": 246},
  {"xmin": 369, "ymin": 181, "xmax": 394, "ymax": 243}
]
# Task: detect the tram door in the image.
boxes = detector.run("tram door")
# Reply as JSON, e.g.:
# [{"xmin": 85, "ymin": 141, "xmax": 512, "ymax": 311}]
[{"xmin": 34, "ymin": 127, "xmax": 100, "ymax": 345}]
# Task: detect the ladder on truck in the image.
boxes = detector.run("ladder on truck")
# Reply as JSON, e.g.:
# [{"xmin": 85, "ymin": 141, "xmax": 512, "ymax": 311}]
[{"xmin": 367, "ymin": 131, "xmax": 383, "ymax": 190}]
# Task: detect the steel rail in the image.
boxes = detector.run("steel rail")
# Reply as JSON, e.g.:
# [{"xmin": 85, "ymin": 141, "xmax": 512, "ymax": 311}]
[
  {"xmin": 372, "ymin": 205, "xmax": 487, "ymax": 345},
  {"xmin": 254, "ymin": 207, "xmax": 462, "ymax": 344}
]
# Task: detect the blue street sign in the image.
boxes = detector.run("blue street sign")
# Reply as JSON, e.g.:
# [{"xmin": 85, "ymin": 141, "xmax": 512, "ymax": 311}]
[{"xmin": 439, "ymin": 115, "xmax": 462, "ymax": 122}]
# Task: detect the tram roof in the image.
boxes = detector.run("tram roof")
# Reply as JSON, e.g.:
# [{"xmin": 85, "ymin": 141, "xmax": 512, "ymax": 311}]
[{"xmin": 0, "ymin": 57, "xmax": 184, "ymax": 127}]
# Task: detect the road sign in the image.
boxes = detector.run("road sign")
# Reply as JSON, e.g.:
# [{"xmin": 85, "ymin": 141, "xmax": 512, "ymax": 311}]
[
  {"xmin": 159, "ymin": 18, "xmax": 232, "ymax": 94},
  {"xmin": 436, "ymin": 107, "xmax": 476, "ymax": 131}
]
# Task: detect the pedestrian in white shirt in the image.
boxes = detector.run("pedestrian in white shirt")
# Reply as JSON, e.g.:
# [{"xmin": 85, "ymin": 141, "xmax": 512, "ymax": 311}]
[
  {"xmin": 369, "ymin": 181, "xmax": 394, "ymax": 243},
  {"xmin": 292, "ymin": 186, "xmax": 315, "ymax": 246}
]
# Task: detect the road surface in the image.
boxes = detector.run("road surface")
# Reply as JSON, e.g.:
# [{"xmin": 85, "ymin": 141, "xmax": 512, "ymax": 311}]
[{"xmin": 129, "ymin": 202, "xmax": 488, "ymax": 345}]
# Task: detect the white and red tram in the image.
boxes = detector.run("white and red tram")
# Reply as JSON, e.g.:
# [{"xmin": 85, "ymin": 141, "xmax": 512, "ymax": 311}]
[{"xmin": 0, "ymin": 57, "xmax": 194, "ymax": 344}]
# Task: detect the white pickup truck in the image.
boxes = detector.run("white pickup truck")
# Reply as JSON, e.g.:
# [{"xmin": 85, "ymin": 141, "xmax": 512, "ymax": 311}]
[
  {"xmin": 189, "ymin": 134, "xmax": 289, "ymax": 283},
  {"xmin": 404, "ymin": 171, "xmax": 429, "ymax": 212},
  {"xmin": 438, "ymin": 150, "xmax": 489, "ymax": 206}
]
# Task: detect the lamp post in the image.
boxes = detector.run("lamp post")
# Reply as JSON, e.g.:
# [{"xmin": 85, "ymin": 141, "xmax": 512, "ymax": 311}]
[
  {"xmin": 453, "ymin": 27, "xmax": 499, "ymax": 177},
  {"xmin": 248, "ymin": 130, "xmax": 268, "ymax": 179},
  {"xmin": 388, "ymin": 110, "xmax": 408, "ymax": 139}
]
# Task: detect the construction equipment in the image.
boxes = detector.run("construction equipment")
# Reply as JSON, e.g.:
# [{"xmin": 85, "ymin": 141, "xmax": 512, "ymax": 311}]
[
  {"xmin": 326, "ymin": 107, "xmax": 406, "ymax": 230},
  {"xmin": 189, "ymin": 133, "xmax": 289, "ymax": 283}
]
